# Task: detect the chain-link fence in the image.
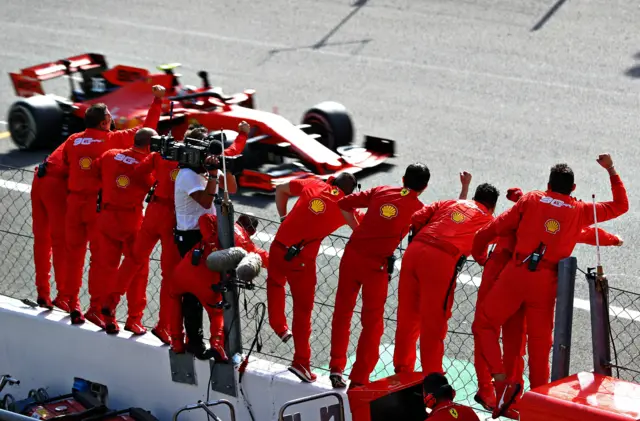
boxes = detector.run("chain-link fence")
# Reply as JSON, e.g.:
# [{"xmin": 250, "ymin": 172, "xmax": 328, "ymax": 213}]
[{"xmin": 607, "ymin": 286, "xmax": 640, "ymax": 383}]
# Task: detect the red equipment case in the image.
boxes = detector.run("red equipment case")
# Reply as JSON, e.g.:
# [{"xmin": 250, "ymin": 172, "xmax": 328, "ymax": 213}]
[
  {"xmin": 347, "ymin": 372, "xmax": 427, "ymax": 421},
  {"xmin": 519, "ymin": 372, "xmax": 640, "ymax": 421}
]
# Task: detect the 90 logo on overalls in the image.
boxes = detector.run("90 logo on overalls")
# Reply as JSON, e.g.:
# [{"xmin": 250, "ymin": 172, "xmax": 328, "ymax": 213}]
[{"xmin": 114, "ymin": 154, "xmax": 139, "ymax": 165}]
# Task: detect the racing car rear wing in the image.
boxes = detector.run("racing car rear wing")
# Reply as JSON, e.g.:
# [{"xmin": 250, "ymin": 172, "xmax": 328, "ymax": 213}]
[{"xmin": 9, "ymin": 53, "xmax": 108, "ymax": 97}]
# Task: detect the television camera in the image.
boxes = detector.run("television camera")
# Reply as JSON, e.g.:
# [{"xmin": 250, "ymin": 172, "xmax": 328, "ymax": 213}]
[{"xmin": 149, "ymin": 131, "xmax": 244, "ymax": 175}]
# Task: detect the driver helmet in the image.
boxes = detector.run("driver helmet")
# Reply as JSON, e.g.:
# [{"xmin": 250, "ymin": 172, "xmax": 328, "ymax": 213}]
[{"xmin": 177, "ymin": 85, "xmax": 198, "ymax": 103}]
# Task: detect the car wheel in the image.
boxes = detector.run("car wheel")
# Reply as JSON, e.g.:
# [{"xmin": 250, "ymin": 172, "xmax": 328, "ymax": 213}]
[
  {"xmin": 1, "ymin": 394, "xmax": 15, "ymax": 412},
  {"xmin": 301, "ymin": 101, "xmax": 354, "ymax": 152},
  {"xmin": 7, "ymin": 95, "xmax": 63, "ymax": 151}
]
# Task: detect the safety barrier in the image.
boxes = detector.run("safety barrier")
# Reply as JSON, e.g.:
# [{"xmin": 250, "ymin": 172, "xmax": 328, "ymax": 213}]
[{"xmin": 1, "ymin": 163, "xmax": 639, "ymax": 410}]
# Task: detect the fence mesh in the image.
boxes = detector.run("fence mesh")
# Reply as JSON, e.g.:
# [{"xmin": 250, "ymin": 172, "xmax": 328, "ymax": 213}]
[
  {"xmin": 607, "ymin": 286, "xmax": 640, "ymax": 383},
  {"xmin": 1, "ymin": 163, "xmax": 638, "ymax": 411}
]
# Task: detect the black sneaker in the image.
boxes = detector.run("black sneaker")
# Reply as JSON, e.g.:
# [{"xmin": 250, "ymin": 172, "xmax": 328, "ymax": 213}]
[
  {"xmin": 186, "ymin": 342, "xmax": 209, "ymax": 360},
  {"xmin": 330, "ymin": 373, "xmax": 347, "ymax": 388}
]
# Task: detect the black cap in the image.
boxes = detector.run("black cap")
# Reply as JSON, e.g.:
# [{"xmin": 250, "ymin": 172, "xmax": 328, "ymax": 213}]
[{"xmin": 423, "ymin": 372, "xmax": 450, "ymax": 395}]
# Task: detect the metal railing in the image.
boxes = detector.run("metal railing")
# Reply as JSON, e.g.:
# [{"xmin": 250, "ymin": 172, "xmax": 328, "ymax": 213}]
[
  {"xmin": 278, "ymin": 392, "xmax": 346, "ymax": 421},
  {"xmin": 173, "ymin": 399, "xmax": 237, "ymax": 421}
]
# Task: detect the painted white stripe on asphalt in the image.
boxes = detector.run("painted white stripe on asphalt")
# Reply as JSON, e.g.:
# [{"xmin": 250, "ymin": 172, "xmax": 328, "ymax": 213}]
[
  {"xmin": 0, "ymin": 179, "xmax": 31, "ymax": 193},
  {"xmin": 0, "ymin": 177, "xmax": 639, "ymax": 322}
]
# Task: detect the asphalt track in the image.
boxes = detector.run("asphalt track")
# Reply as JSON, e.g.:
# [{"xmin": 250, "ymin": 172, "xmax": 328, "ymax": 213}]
[{"xmin": 1, "ymin": 0, "xmax": 640, "ymax": 415}]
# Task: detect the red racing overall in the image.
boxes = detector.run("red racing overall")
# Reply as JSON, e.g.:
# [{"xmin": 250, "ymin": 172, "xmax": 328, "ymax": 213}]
[
  {"xmin": 473, "ymin": 226, "xmax": 621, "ymax": 407},
  {"xmin": 103, "ymin": 153, "xmax": 181, "ymax": 341},
  {"xmin": 266, "ymin": 177, "xmax": 358, "ymax": 381},
  {"xmin": 329, "ymin": 186, "xmax": 423, "ymax": 386},
  {"xmin": 394, "ymin": 199, "xmax": 493, "ymax": 376},
  {"xmin": 472, "ymin": 174, "xmax": 628, "ymax": 390},
  {"xmin": 31, "ymin": 141, "xmax": 69, "ymax": 309},
  {"xmin": 92, "ymin": 148, "xmax": 154, "ymax": 332},
  {"xmin": 59, "ymin": 97, "xmax": 161, "ymax": 321}
]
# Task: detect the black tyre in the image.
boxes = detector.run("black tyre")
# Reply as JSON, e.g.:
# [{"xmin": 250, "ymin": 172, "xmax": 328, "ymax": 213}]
[
  {"xmin": 1, "ymin": 394, "xmax": 15, "ymax": 412},
  {"xmin": 301, "ymin": 101, "xmax": 354, "ymax": 151},
  {"xmin": 7, "ymin": 95, "xmax": 64, "ymax": 151}
]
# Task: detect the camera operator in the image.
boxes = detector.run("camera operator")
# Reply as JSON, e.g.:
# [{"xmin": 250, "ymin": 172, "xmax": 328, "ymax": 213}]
[{"xmin": 173, "ymin": 121, "xmax": 249, "ymax": 358}]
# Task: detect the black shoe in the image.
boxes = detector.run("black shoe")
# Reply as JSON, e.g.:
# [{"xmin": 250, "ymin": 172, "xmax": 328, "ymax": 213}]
[
  {"xmin": 186, "ymin": 342, "xmax": 209, "ymax": 360},
  {"xmin": 330, "ymin": 373, "xmax": 347, "ymax": 388}
]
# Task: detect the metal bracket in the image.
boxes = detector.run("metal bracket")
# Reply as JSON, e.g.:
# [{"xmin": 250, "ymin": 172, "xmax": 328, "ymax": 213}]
[
  {"xmin": 283, "ymin": 414, "xmax": 301, "ymax": 421},
  {"xmin": 208, "ymin": 360, "xmax": 238, "ymax": 397},
  {"xmin": 169, "ymin": 350, "xmax": 197, "ymax": 386}
]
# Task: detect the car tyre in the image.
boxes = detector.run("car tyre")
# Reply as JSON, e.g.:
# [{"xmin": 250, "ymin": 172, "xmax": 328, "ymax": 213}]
[
  {"xmin": 301, "ymin": 101, "xmax": 353, "ymax": 151},
  {"xmin": 7, "ymin": 95, "xmax": 64, "ymax": 151}
]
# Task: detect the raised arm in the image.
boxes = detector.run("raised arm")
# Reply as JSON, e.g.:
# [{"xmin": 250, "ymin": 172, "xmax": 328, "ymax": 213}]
[
  {"xmin": 109, "ymin": 86, "xmax": 165, "ymax": 149},
  {"xmin": 458, "ymin": 171, "xmax": 472, "ymax": 200},
  {"xmin": 580, "ymin": 154, "xmax": 629, "ymax": 226}
]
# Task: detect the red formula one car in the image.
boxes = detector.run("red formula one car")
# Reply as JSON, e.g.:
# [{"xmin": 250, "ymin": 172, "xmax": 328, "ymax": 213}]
[{"xmin": 7, "ymin": 53, "xmax": 395, "ymax": 191}]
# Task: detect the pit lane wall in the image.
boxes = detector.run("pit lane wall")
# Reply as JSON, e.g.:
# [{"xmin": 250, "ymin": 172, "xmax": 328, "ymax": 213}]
[{"xmin": 0, "ymin": 295, "xmax": 349, "ymax": 421}]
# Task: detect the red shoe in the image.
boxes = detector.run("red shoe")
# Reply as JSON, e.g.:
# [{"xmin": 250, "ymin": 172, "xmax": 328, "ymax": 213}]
[
  {"xmin": 53, "ymin": 297, "xmax": 71, "ymax": 313},
  {"xmin": 474, "ymin": 383, "xmax": 497, "ymax": 411},
  {"xmin": 37, "ymin": 297, "xmax": 54, "ymax": 310},
  {"xmin": 288, "ymin": 363, "xmax": 317, "ymax": 383},
  {"xmin": 278, "ymin": 329, "xmax": 293, "ymax": 343},
  {"xmin": 493, "ymin": 381, "xmax": 521, "ymax": 419},
  {"xmin": 85, "ymin": 310, "xmax": 105, "ymax": 330},
  {"xmin": 124, "ymin": 320, "xmax": 147, "ymax": 336},
  {"xmin": 152, "ymin": 327, "xmax": 171, "ymax": 345},
  {"xmin": 171, "ymin": 337, "xmax": 186, "ymax": 354}
]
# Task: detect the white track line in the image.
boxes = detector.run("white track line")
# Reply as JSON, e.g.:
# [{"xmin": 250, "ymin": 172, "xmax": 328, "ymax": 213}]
[{"xmin": 1, "ymin": 178, "xmax": 639, "ymax": 322}]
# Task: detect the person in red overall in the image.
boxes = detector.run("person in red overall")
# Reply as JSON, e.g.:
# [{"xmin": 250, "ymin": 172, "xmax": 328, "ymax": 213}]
[
  {"xmin": 267, "ymin": 173, "xmax": 360, "ymax": 383},
  {"xmin": 89, "ymin": 128, "xmax": 158, "ymax": 333},
  {"xmin": 168, "ymin": 213, "xmax": 268, "ymax": 360},
  {"xmin": 31, "ymin": 141, "xmax": 70, "ymax": 310},
  {"xmin": 471, "ymin": 155, "xmax": 628, "ymax": 418},
  {"xmin": 393, "ymin": 183, "xmax": 500, "ymax": 377},
  {"xmin": 328, "ymin": 163, "xmax": 435, "ymax": 389},
  {"xmin": 472, "ymin": 187, "xmax": 624, "ymax": 418},
  {"xmin": 59, "ymin": 85, "xmax": 165, "ymax": 326},
  {"xmin": 422, "ymin": 372, "xmax": 480, "ymax": 421}
]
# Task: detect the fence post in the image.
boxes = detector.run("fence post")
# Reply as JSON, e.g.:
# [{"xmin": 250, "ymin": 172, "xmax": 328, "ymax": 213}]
[
  {"xmin": 586, "ymin": 268, "xmax": 613, "ymax": 377},
  {"xmin": 215, "ymin": 193, "xmax": 243, "ymax": 358},
  {"xmin": 551, "ymin": 257, "xmax": 577, "ymax": 382}
]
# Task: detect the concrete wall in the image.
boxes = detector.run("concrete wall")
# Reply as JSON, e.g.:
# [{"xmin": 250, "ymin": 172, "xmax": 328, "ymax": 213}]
[{"xmin": 0, "ymin": 295, "xmax": 351, "ymax": 421}]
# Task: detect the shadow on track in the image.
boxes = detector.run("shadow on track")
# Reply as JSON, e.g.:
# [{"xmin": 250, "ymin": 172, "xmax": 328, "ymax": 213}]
[
  {"xmin": 531, "ymin": 0, "xmax": 569, "ymax": 32},
  {"xmin": 258, "ymin": 0, "xmax": 372, "ymax": 66}
]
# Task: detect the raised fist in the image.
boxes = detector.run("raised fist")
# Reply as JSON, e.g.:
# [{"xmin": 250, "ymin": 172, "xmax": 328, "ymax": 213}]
[
  {"xmin": 238, "ymin": 121, "xmax": 251, "ymax": 134},
  {"xmin": 597, "ymin": 154, "xmax": 613, "ymax": 170},
  {"xmin": 506, "ymin": 187, "xmax": 523, "ymax": 203},
  {"xmin": 152, "ymin": 85, "xmax": 166, "ymax": 98},
  {"xmin": 460, "ymin": 171, "xmax": 472, "ymax": 186}
]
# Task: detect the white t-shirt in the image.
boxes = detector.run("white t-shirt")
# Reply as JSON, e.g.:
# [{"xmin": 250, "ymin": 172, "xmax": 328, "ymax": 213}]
[{"xmin": 174, "ymin": 168, "xmax": 222, "ymax": 231}]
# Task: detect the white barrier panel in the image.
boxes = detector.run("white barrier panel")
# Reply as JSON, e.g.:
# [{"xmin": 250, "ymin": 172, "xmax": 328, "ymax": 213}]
[{"xmin": 0, "ymin": 295, "xmax": 351, "ymax": 421}]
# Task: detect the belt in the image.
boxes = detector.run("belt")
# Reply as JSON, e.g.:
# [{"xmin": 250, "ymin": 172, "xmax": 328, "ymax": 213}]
[
  {"xmin": 102, "ymin": 203, "xmax": 141, "ymax": 212},
  {"xmin": 151, "ymin": 196, "xmax": 174, "ymax": 207},
  {"xmin": 69, "ymin": 190, "xmax": 98, "ymax": 197},
  {"xmin": 414, "ymin": 234, "xmax": 460, "ymax": 257},
  {"xmin": 514, "ymin": 252, "xmax": 558, "ymax": 271}
]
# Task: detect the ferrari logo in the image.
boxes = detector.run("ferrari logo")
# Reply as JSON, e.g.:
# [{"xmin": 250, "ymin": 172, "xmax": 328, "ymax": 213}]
[
  {"xmin": 449, "ymin": 408, "xmax": 459, "ymax": 418},
  {"xmin": 545, "ymin": 219, "xmax": 560, "ymax": 234},
  {"xmin": 451, "ymin": 210, "xmax": 465, "ymax": 224},
  {"xmin": 170, "ymin": 169, "xmax": 179, "ymax": 181},
  {"xmin": 309, "ymin": 198, "xmax": 326, "ymax": 214},
  {"xmin": 79, "ymin": 157, "xmax": 92, "ymax": 170},
  {"xmin": 400, "ymin": 188, "xmax": 409, "ymax": 196},
  {"xmin": 116, "ymin": 175, "xmax": 130, "ymax": 188},
  {"xmin": 331, "ymin": 188, "xmax": 339, "ymax": 196},
  {"xmin": 380, "ymin": 204, "xmax": 398, "ymax": 219}
]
